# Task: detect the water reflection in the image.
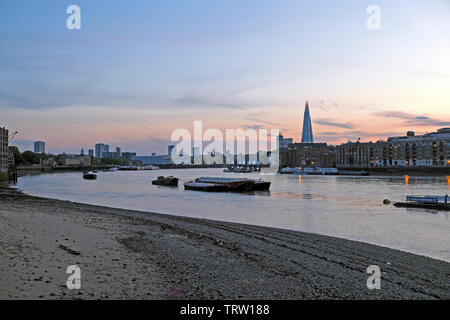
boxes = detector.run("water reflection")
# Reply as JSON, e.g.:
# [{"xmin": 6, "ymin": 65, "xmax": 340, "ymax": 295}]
[{"xmin": 16, "ymin": 169, "xmax": 450, "ymax": 262}]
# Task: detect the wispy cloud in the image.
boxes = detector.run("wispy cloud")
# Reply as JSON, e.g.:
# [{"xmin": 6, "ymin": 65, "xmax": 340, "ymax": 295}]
[
  {"xmin": 243, "ymin": 124, "xmax": 264, "ymax": 130},
  {"xmin": 373, "ymin": 111, "xmax": 450, "ymax": 126},
  {"xmin": 317, "ymin": 131, "xmax": 339, "ymax": 136},
  {"xmin": 244, "ymin": 112, "xmax": 280, "ymax": 127},
  {"xmin": 173, "ymin": 94, "xmax": 246, "ymax": 110},
  {"xmin": 309, "ymin": 99, "xmax": 339, "ymax": 112},
  {"xmin": 315, "ymin": 119, "xmax": 354, "ymax": 129}
]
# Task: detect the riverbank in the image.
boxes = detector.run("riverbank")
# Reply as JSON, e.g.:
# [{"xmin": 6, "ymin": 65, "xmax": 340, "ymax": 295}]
[{"xmin": 0, "ymin": 188, "xmax": 449, "ymax": 300}]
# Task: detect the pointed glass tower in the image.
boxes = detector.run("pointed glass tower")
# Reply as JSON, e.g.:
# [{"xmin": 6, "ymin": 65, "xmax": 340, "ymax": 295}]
[{"xmin": 301, "ymin": 101, "xmax": 314, "ymax": 143}]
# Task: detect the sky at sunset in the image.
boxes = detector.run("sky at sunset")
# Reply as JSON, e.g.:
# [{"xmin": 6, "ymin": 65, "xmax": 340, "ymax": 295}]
[{"xmin": 1, "ymin": 0, "xmax": 449, "ymax": 155}]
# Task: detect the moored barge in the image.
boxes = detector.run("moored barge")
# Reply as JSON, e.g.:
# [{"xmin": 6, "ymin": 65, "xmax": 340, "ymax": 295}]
[
  {"xmin": 394, "ymin": 195, "xmax": 449, "ymax": 210},
  {"xmin": 184, "ymin": 177, "xmax": 271, "ymax": 193}
]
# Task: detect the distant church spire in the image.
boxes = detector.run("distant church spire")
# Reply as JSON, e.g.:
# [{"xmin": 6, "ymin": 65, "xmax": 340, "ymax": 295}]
[{"xmin": 301, "ymin": 101, "xmax": 314, "ymax": 143}]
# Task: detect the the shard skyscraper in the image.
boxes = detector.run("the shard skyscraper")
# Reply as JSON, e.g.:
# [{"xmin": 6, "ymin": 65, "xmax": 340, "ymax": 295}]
[{"xmin": 301, "ymin": 101, "xmax": 314, "ymax": 143}]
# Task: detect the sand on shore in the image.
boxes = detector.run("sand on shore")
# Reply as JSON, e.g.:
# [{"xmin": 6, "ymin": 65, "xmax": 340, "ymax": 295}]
[{"xmin": 0, "ymin": 188, "xmax": 449, "ymax": 300}]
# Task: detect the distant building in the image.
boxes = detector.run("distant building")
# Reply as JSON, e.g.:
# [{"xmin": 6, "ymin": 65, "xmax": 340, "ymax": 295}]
[
  {"xmin": 62, "ymin": 155, "xmax": 92, "ymax": 166},
  {"xmin": 95, "ymin": 143, "xmax": 107, "ymax": 158},
  {"xmin": 101, "ymin": 148, "xmax": 122, "ymax": 159},
  {"xmin": 168, "ymin": 145, "xmax": 175, "ymax": 156},
  {"xmin": 102, "ymin": 152, "xmax": 118, "ymax": 159},
  {"xmin": 34, "ymin": 141, "xmax": 45, "ymax": 154},
  {"xmin": 121, "ymin": 152, "xmax": 137, "ymax": 160},
  {"xmin": 280, "ymin": 142, "xmax": 330, "ymax": 168},
  {"xmin": 301, "ymin": 101, "xmax": 314, "ymax": 143},
  {"xmin": 386, "ymin": 128, "xmax": 450, "ymax": 167},
  {"xmin": 80, "ymin": 148, "xmax": 84, "ymax": 155},
  {"xmin": 321, "ymin": 150, "xmax": 337, "ymax": 168},
  {"xmin": 278, "ymin": 134, "xmax": 293, "ymax": 150},
  {"xmin": 132, "ymin": 155, "xmax": 172, "ymax": 165},
  {"xmin": 336, "ymin": 141, "xmax": 387, "ymax": 168},
  {"xmin": 88, "ymin": 149, "xmax": 94, "ymax": 157},
  {"xmin": 336, "ymin": 128, "xmax": 450, "ymax": 168},
  {"xmin": 0, "ymin": 127, "xmax": 8, "ymax": 175},
  {"xmin": 42, "ymin": 158, "xmax": 57, "ymax": 167}
]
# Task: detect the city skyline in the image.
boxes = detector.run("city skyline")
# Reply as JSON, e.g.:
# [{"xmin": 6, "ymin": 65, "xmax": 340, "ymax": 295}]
[{"xmin": 1, "ymin": 0, "xmax": 450, "ymax": 155}]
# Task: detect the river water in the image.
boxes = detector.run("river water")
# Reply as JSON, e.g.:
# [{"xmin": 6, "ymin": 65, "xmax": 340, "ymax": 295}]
[{"xmin": 16, "ymin": 169, "xmax": 450, "ymax": 262}]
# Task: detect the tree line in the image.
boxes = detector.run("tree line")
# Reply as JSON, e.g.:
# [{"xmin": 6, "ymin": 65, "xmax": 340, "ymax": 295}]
[{"xmin": 8, "ymin": 146, "xmax": 128, "ymax": 166}]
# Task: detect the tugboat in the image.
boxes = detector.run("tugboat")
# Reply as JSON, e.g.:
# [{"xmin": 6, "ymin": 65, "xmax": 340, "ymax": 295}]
[
  {"xmin": 83, "ymin": 171, "xmax": 97, "ymax": 180},
  {"xmin": 394, "ymin": 195, "xmax": 449, "ymax": 210},
  {"xmin": 151, "ymin": 176, "xmax": 179, "ymax": 186}
]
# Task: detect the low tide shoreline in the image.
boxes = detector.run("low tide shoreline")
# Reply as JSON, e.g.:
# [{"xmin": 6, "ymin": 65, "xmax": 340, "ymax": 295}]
[{"xmin": 0, "ymin": 188, "xmax": 449, "ymax": 300}]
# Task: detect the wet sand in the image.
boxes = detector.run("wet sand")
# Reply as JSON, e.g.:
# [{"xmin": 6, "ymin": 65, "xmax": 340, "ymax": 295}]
[{"xmin": 0, "ymin": 188, "xmax": 449, "ymax": 300}]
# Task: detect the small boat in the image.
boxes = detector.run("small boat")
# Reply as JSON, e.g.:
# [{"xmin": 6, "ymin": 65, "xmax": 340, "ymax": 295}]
[
  {"xmin": 152, "ymin": 176, "xmax": 179, "ymax": 186},
  {"xmin": 280, "ymin": 167, "xmax": 294, "ymax": 174},
  {"xmin": 83, "ymin": 171, "xmax": 97, "ymax": 180},
  {"xmin": 394, "ymin": 195, "xmax": 450, "ymax": 210}
]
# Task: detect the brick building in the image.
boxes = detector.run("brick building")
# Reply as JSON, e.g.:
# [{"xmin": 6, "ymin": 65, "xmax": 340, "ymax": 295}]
[{"xmin": 280, "ymin": 143, "xmax": 331, "ymax": 169}]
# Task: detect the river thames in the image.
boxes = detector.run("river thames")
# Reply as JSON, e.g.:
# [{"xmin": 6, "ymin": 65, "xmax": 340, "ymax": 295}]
[{"xmin": 16, "ymin": 169, "xmax": 450, "ymax": 262}]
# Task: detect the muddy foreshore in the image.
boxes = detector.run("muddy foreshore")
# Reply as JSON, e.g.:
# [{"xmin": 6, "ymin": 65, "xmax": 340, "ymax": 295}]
[{"xmin": 0, "ymin": 188, "xmax": 448, "ymax": 300}]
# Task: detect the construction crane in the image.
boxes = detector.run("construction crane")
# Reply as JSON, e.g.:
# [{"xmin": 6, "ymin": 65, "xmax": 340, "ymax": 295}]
[{"xmin": 9, "ymin": 130, "xmax": 18, "ymax": 144}]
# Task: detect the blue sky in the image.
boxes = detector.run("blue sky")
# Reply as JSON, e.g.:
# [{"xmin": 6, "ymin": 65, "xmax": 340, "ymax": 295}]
[{"xmin": 1, "ymin": 0, "xmax": 449, "ymax": 154}]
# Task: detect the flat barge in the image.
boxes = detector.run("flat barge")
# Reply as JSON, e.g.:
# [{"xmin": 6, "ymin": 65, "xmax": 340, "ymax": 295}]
[
  {"xmin": 394, "ymin": 195, "xmax": 449, "ymax": 211},
  {"xmin": 184, "ymin": 177, "xmax": 271, "ymax": 193}
]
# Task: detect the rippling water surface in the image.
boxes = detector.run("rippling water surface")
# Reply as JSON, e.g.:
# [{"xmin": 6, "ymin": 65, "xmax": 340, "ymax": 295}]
[{"xmin": 16, "ymin": 169, "xmax": 450, "ymax": 261}]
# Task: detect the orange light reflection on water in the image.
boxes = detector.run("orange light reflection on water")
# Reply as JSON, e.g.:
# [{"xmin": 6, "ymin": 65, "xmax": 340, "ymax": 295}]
[{"xmin": 404, "ymin": 175, "xmax": 410, "ymax": 185}]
